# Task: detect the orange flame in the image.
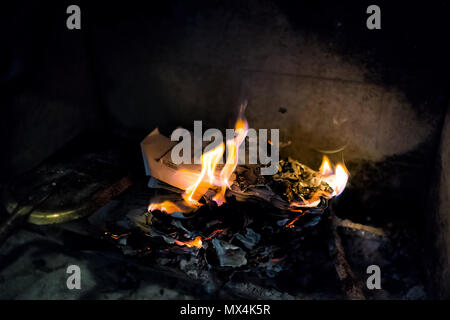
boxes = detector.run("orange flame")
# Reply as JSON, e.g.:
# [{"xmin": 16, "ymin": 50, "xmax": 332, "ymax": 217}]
[
  {"xmin": 333, "ymin": 163, "xmax": 349, "ymax": 196},
  {"xmin": 148, "ymin": 201, "xmax": 186, "ymax": 214},
  {"xmin": 213, "ymin": 116, "xmax": 248, "ymax": 205},
  {"xmin": 182, "ymin": 142, "xmax": 225, "ymax": 205},
  {"xmin": 319, "ymin": 155, "xmax": 333, "ymax": 176},
  {"xmin": 288, "ymin": 157, "xmax": 348, "ymax": 211},
  {"xmin": 319, "ymin": 156, "xmax": 349, "ymax": 197},
  {"xmin": 174, "ymin": 235, "xmax": 203, "ymax": 248},
  {"xmin": 285, "ymin": 214, "xmax": 304, "ymax": 228},
  {"xmin": 148, "ymin": 104, "xmax": 248, "ymax": 214},
  {"xmin": 148, "ymin": 107, "xmax": 348, "ymax": 217}
]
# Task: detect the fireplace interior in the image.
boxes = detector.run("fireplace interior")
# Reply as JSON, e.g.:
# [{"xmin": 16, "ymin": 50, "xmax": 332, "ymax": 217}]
[{"xmin": 1, "ymin": 0, "xmax": 449, "ymax": 300}]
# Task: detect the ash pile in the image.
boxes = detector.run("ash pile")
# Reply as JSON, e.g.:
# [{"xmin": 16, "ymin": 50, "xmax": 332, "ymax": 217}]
[
  {"xmin": 95, "ymin": 153, "xmax": 345, "ymax": 299},
  {"xmin": 100, "ymin": 187, "xmax": 339, "ymax": 299}
]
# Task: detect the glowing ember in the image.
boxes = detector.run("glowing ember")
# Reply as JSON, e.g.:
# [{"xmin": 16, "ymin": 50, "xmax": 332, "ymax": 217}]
[
  {"xmin": 285, "ymin": 214, "xmax": 304, "ymax": 228},
  {"xmin": 290, "ymin": 199, "xmax": 321, "ymax": 208},
  {"xmin": 104, "ymin": 232, "xmax": 129, "ymax": 240},
  {"xmin": 203, "ymin": 229, "xmax": 225, "ymax": 240}
]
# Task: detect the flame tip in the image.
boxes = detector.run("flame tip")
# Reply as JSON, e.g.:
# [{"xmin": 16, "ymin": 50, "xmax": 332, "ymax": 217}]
[{"xmin": 319, "ymin": 155, "xmax": 349, "ymax": 197}]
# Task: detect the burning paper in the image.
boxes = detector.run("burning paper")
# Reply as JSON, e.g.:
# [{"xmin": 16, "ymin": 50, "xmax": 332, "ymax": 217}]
[
  {"xmin": 141, "ymin": 107, "xmax": 349, "ymax": 217},
  {"xmin": 142, "ymin": 106, "xmax": 248, "ymax": 214}
]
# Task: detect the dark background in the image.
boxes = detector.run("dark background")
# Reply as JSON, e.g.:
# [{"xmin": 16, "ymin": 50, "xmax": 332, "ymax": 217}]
[
  {"xmin": 0, "ymin": 0, "xmax": 449, "ymax": 298},
  {"xmin": 1, "ymin": 0, "xmax": 449, "ymax": 180}
]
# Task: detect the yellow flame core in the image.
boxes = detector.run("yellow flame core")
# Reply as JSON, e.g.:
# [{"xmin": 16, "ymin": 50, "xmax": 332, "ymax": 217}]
[
  {"xmin": 319, "ymin": 156, "xmax": 349, "ymax": 197},
  {"xmin": 148, "ymin": 109, "xmax": 248, "ymax": 214},
  {"xmin": 334, "ymin": 163, "xmax": 349, "ymax": 196},
  {"xmin": 148, "ymin": 201, "xmax": 185, "ymax": 214},
  {"xmin": 319, "ymin": 155, "xmax": 333, "ymax": 176},
  {"xmin": 182, "ymin": 142, "xmax": 225, "ymax": 205},
  {"xmin": 214, "ymin": 119, "xmax": 248, "ymax": 206},
  {"xmin": 175, "ymin": 235, "xmax": 203, "ymax": 248}
]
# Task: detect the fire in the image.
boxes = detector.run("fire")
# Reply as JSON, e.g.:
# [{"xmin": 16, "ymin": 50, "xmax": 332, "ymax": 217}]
[
  {"xmin": 319, "ymin": 155, "xmax": 333, "ymax": 176},
  {"xmin": 148, "ymin": 105, "xmax": 248, "ymax": 214},
  {"xmin": 182, "ymin": 142, "xmax": 225, "ymax": 205},
  {"xmin": 288, "ymin": 156, "xmax": 348, "ymax": 217},
  {"xmin": 148, "ymin": 201, "xmax": 187, "ymax": 214},
  {"xmin": 213, "ymin": 115, "xmax": 248, "ymax": 205},
  {"xmin": 285, "ymin": 214, "xmax": 303, "ymax": 228},
  {"xmin": 319, "ymin": 156, "xmax": 349, "ymax": 197},
  {"xmin": 174, "ymin": 235, "xmax": 203, "ymax": 248},
  {"xmin": 333, "ymin": 163, "xmax": 349, "ymax": 196},
  {"xmin": 148, "ymin": 105, "xmax": 348, "ymax": 217}
]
